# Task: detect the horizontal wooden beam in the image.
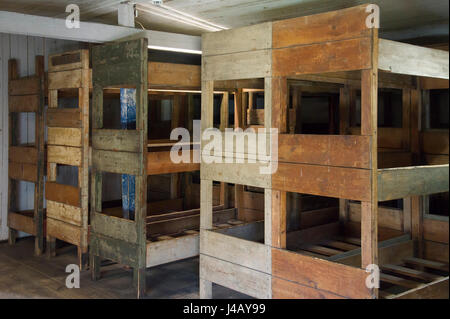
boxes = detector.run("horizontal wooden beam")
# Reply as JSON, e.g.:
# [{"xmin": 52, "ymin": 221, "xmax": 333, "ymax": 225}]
[{"xmin": 378, "ymin": 165, "xmax": 449, "ymax": 201}]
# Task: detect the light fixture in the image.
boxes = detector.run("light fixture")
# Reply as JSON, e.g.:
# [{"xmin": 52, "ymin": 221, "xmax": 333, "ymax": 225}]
[{"xmin": 147, "ymin": 44, "xmax": 202, "ymax": 55}]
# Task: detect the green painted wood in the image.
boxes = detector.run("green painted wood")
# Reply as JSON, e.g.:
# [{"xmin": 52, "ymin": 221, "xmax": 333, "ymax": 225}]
[
  {"xmin": 90, "ymin": 233, "xmax": 140, "ymax": 267},
  {"xmin": 92, "ymin": 213, "xmax": 138, "ymax": 244},
  {"xmin": 92, "ymin": 150, "xmax": 141, "ymax": 175},
  {"xmin": 378, "ymin": 165, "xmax": 449, "ymax": 201},
  {"xmin": 92, "ymin": 129, "xmax": 143, "ymax": 153}
]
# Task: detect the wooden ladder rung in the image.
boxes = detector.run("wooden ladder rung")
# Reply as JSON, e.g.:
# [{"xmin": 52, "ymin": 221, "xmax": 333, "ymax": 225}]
[
  {"xmin": 303, "ymin": 245, "xmax": 344, "ymax": 257},
  {"xmin": 380, "ymin": 273, "xmax": 422, "ymax": 289},
  {"xmin": 381, "ymin": 264, "xmax": 441, "ymax": 282},
  {"xmin": 403, "ymin": 257, "xmax": 449, "ymax": 272}
]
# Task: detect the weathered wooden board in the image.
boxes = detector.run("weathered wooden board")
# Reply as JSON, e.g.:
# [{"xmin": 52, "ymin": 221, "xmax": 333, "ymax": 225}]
[
  {"xmin": 378, "ymin": 151, "xmax": 413, "ymax": 169},
  {"xmin": 148, "ymin": 62, "xmax": 200, "ymax": 89},
  {"xmin": 45, "ymin": 182, "xmax": 81, "ymax": 207},
  {"xmin": 47, "ymin": 145, "xmax": 82, "ymax": 166},
  {"xmin": 47, "ymin": 108, "xmax": 82, "ymax": 128},
  {"xmin": 278, "ymin": 134, "xmax": 371, "ymax": 168},
  {"xmin": 147, "ymin": 151, "xmax": 200, "ymax": 175},
  {"xmin": 421, "ymin": 130, "xmax": 449, "ymax": 155},
  {"xmin": 92, "ymin": 213, "xmax": 138, "ymax": 244},
  {"xmin": 424, "ymin": 154, "xmax": 449, "ymax": 165},
  {"xmin": 272, "ymin": 277, "xmax": 345, "ymax": 299},
  {"xmin": 200, "ymin": 230, "xmax": 271, "ymax": 274},
  {"xmin": 273, "ymin": 163, "xmax": 371, "ymax": 201},
  {"xmin": 272, "ymin": 248, "xmax": 372, "ymax": 299},
  {"xmin": 9, "ymin": 94, "xmax": 39, "ymax": 112},
  {"xmin": 200, "ymin": 254, "xmax": 272, "ymax": 299},
  {"xmin": 350, "ymin": 127, "xmax": 404, "ymax": 149},
  {"xmin": 9, "ymin": 162, "xmax": 37, "ymax": 182},
  {"xmin": 48, "ymin": 69, "xmax": 82, "ymax": 90},
  {"xmin": 48, "ymin": 127, "xmax": 82, "ymax": 147},
  {"xmin": 146, "ymin": 234, "xmax": 199, "ymax": 267},
  {"xmin": 46, "ymin": 200, "xmax": 82, "ymax": 227},
  {"xmin": 379, "ymin": 39, "xmax": 449, "ymax": 79},
  {"xmin": 92, "ymin": 129, "xmax": 142, "ymax": 152},
  {"xmin": 378, "ymin": 165, "xmax": 449, "ymax": 201},
  {"xmin": 92, "ymin": 150, "xmax": 141, "ymax": 175},
  {"xmin": 8, "ymin": 212, "xmax": 36, "ymax": 235},
  {"xmin": 49, "ymin": 50, "xmax": 86, "ymax": 72},
  {"xmin": 90, "ymin": 233, "xmax": 140, "ymax": 267},
  {"xmin": 420, "ymin": 77, "xmax": 449, "ymax": 90},
  {"xmin": 349, "ymin": 202, "xmax": 403, "ymax": 231},
  {"xmin": 202, "ymin": 22, "xmax": 272, "ymax": 56},
  {"xmin": 9, "ymin": 77, "xmax": 40, "ymax": 95},
  {"xmin": 273, "ymin": 37, "xmax": 371, "ymax": 77},
  {"xmin": 202, "ymin": 50, "xmax": 271, "ymax": 81},
  {"xmin": 423, "ymin": 240, "xmax": 449, "ymax": 263},
  {"xmin": 9, "ymin": 146, "xmax": 38, "ymax": 164},
  {"xmin": 272, "ymin": 5, "xmax": 370, "ymax": 48},
  {"xmin": 47, "ymin": 218, "xmax": 81, "ymax": 246},
  {"xmin": 392, "ymin": 277, "xmax": 449, "ymax": 299},
  {"xmin": 423, "ymin": 217, "xmax": 449, "ymax": 244}
]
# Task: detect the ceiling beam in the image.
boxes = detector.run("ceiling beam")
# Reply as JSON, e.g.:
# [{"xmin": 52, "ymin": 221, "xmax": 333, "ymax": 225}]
[{"xmin": 0, "ymin": 10, "xmax": 201, "ymax": 52}]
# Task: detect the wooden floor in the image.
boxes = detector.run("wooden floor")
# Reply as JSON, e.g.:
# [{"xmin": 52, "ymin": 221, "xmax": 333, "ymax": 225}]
[{"xmin": 0, "ymin": 237, "xmax": 248, "ymax": 299}]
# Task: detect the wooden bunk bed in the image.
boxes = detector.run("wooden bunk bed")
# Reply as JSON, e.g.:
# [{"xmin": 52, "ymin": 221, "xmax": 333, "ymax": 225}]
[
  {"xmin": 45, "ymin": 50, "xmax": 90, "ymax": 269},
  {"xmin": 89, "ymin": 38, "xmax": 255, "ymax": 298},
  {"xmin": 7, "ymin": 56, "xmax": 45, "ymax": 256},
  {"xmin": 199, "ymin": 4, "xmax": 449, "ymax": 299}
]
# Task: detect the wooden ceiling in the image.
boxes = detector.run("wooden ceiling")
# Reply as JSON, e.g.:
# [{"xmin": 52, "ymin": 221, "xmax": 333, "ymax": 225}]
[{"xmin": 0, "ymin": 0, "xmax": 448, "ymax": 41}]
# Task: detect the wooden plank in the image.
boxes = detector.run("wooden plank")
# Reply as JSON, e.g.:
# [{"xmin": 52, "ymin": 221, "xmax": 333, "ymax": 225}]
[
  {"xmin": 272, "ymin": 277, "xmax": 345, "ymax": 299},
  {"xmin": 9, "ymin": 146, "xmax": 38, "ymax": 164},
  {"xmin": 200, "ymin": 254, "xmax": 272, "ymax": 299},
  {"xmin": 147, "ymin": 151, "xmax": 200, "ymax": 175},
  {"xmin": 348, "ymin": 202, "xmax": 403, "ymax": 231},
  {"xmin": 380, "ymin": 273, "xmax": 421, "ymax": 289},
  {"xmin": 423, "ymin": 218, "xmax": 449, "ymax": 244},
  {"xmin": 379, "ymin": 39, "xmax": 449, "ymax": 79},
  {"xmin": 8, "ymin": 94, "xmax": 39, "ymax": 112},
  {"xmin": 423, "ymin": 240, "xmax": 449, "ymax": 264},
  {"xmin": 48, "ymin": 127, "xmax": 82, "ymax": 147},
  {"xmin": 47, "ymin": 108, "xmax": 81, "ymax": 128},
  {"xmin": 420, "ymin": 77, "xmax": 449, "ymax": 90},
  {"xmin": 48, "ymin": 69, "xmax": 82, "ymax": 89},
  {"xmin": 46, "ymin": 200, "xmax": 82, "ymax": 227},
  {"xmin": 271, "ymin": 190, "xmax": 286, "ymax": 249},
  {"xmin": 49, "ymin": 50, "xmax": 86, "ymax": 72},
  {"xmin": 8, "ymin": 212, "xmax": 36, "ymax": 235},
  {"xmin": 9, "ymin": 77, "xmax": 39, "ymax": 95},
  {"xmin": 45, "ymin": 182, "xmax": 81, "ymax": 207},
  {"xmin": 272, "ymin": 248, "xmax": 372, "ymax": 299},
  {"xmin": 381, "ymin": 264, "xmax": 440, "ymax": 282},
  {"xmin": 90, "ymin": 233, "xmax": 140, "ymax": 268},
  {"xmin": 404, "ymin": 257, "xmax": 449, "ymax": 272},
  {"xmin": 202, "ymin": 50, "xmax": 271, "ymax": 81},
  {"xmin": 201, "ymin": 230, "xmax": 271, "ymax": 273},
  {"xmin": 47, "ymin": 145, "xmax": 81, "ymax": 166},
  {"xmin": 421, "ymin": 130, "xmax": 449, "ymax": 155},
  {"xmin": 272, "ymin": 5, "xmax": 370, "ymax": 48},
  {"xmin": 92, "ymin": 129, "xmax": 142, "ymax": 152},
  {"xmin": 92, "ymin": 213, "xmax": 138, "ymax": 244},
  {"xmin": 378, "ymin": 165, "xmax": 449, "ymax": 201},
  {"xmin": 202, "ymin": 22, "xmax": 272, "ymax": 56},
  {"xmin": 393, "ymin": 277, "xmax": 449, "ymax": 299},
  {"xmin": 92, "ymin": 150, "xmax": 141, "ymax": 175},
  {"xmin": 146, "ymin": 234, "xmax": 199, "ymax": 267},
  {"xmin": 272, "ymin": 38, "xmax": 371, "ymax": 77},
  {"xmin": 148, "ymin": 62, "xmax": 200, "ymax": 89},
  {"xmin": 47, "ymin": 218, "xmax": 81, "ymax": 246},
  {"xmin": 273, "ymin": 163, "xmax": 371, "ymax": 201},
  {"xmin": 278, "ymin": 134, "xmax": 371, "ymax": 168},
  {"xmin": 8, "ymin": 162, "xmax": 37, "ymax": 182}
]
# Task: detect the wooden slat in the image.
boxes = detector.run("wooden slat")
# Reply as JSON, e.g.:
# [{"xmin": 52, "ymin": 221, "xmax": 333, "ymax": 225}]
[
  {"xmin": 48, "ymin": 69, "xmax": 82, "ymax": 89},
  {"xmin": 278, "ymin": 134, "xmax": 371, "ymax": 168},
  {"xmin": 46, "ymin": 200, "xmax": 82, "ymax": 227},
  {"xmin": 47, "ymin": 145, "xmax": 82, "ymax": 166},
  {"xmin": 272, "ymin": 248, "xmax": 372, "ymax": 299},
  {"xmin": 90, "ymin": 233, "xmax": 140, "ymax": 268},
  {"xmin": 148, "ymin": 62, "xmax": 200, "ymax": 89},
  {"xmin": 200, "ymin": 254, "xmax": 272, "ymax": 299},
  {"xmin": 200, "ymin": 230, "xmax": 271, "ymax": 273},
  {"xmin": 272, "ymin": 5, "xmax": 370, "ymax": 48},
  {"xmin": 9, "ymin": 146, "xmax": 38, "ymax": 164},
  {"xmin": 377, "ymin": 165, "xmax": 449, "ymax": 201},
  {"xmin": 92, "ymin": 129, "xmax": 142, "ymax": 152},
  {"xmin": 423, "ymin": 218, "xmax": 449, "ymax": 244},
  {"xmin": 9, "ymin": 94, "xmax": 39, "ymax": 112},
  {"xmin": 273, "ymin": 37, "xmax": 371, "ymax": 77},
  {"xmin": 272, "ymin": 277, "xmax": 345, "ymax": 299},
  {"xmin": 202, "ymin": 50, "xmax": 271, "ymax": 81},
  {"xmin": 49, "ymin": 51, "xmax": 86, "ymax": 72},
  {"xmin": 380, "ymin": 273, "xmax": 421, "ymax": 289},
  {"xmin": 47, "ymin": 108, "xmax": 81, "ymax": 128},
  {"xmin": 92, "ymin": 213, "xmax": 138, "ymax": 244},
  {"xmin": 421, "ymin": 130, "xmax": 449, "ymax": 155},
  {"xmin": 393, "ymin": 277, "xmax": 449, "ymax": 299},
  {"xmin": 8, "ymin": 212, "xmax": 36, "ymax": 235},
  {"xmin": 48, "ymin": 127, "xmax": 82, "ymax": 147},
  {"xmin": 8, "ymin": 162, "xmax": 37, "ymax": 182},
  {"xmin": 404, "ymin": 257, "xmax": 449, "ymax": 272},
  {"xmin": 381, "ymin": 264, "xmax": 440, "ymax": 282},
  {"xmin": 379, "ymin": 39, "xmax": 449, "ymax": 79},
  {"xmin": 423, "ymin": 240, "xmax": 449, "ymax": 264},
  {"xmin": 45, "ymin": 182, "xmax": 81, "ymax": 207},
  {"xmin": 47, "ymin": 218, "xmax": 81, "ymax": 246},
  {"xmin": 302, "ymin": 245, "xmax": 343, "ymax": 257},
  {"xmin": 273, "ymin": 162, "xmax": 371, "ymax": 201},
  {"xmin": 146, "ymin": 234, "xmax": 199, "ymax": 267},
  {"xmin": 9, "ymin": 77, "xmax": 40, "ymax": 95},
  {"xmin": 348, "ymin": 202, "xmax": 403, "ymax": 231},
  {"xmin": 92, "ymin": 150, "xmax": 141, "ymax": 175},
  {"xmin": 147, "ymin": 151, "xmax": 200, "ymax": 175}
]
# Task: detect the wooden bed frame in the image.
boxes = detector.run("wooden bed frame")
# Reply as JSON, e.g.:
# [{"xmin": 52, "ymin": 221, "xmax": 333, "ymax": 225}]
[
  {"xmin": 200, "ymin": 4, "xmax": 449, "ymax": 299},
  {"xmin": 7, "ymin": 56, "xmax": 45, "ymax": 256}
]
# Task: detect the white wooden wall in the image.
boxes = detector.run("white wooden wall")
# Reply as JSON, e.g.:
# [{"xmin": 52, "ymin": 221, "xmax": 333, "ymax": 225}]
[{"xmin": 0, "ymin": 33, "xmax": 82, "ymax": 241}]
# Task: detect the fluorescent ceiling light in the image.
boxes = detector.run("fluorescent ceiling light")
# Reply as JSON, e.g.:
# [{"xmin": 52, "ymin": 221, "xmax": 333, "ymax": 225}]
[
  {"xmin": 147, "ymin": 44, "xmax": 202, "ymax": 54},
  {"xmin": 138, "ymin": 3, "xmax": 228, "ymax": 32}
]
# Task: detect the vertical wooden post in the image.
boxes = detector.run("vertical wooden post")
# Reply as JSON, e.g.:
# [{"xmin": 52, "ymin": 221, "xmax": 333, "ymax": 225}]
[
  {"xmin": 234, "ymin": 89, "xmax": 246, "ymax": 220},
  {"xmin": 402, "ymin": 89, "xmax": 411, "ymax": 151},
  {"xmin": 219, "ymin": 92, "xmax": 229, "ymax": 208},
  {"xmin": 361, "ymin": 28, "xmax": 379, "ymax": 299},
  {"xmin": 339, "ymin": 87, "xmax": 350, "ymax": 224},
  {"xmin": 411, "ymin": 195, "xmax": 424, "ymax": 257}
]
